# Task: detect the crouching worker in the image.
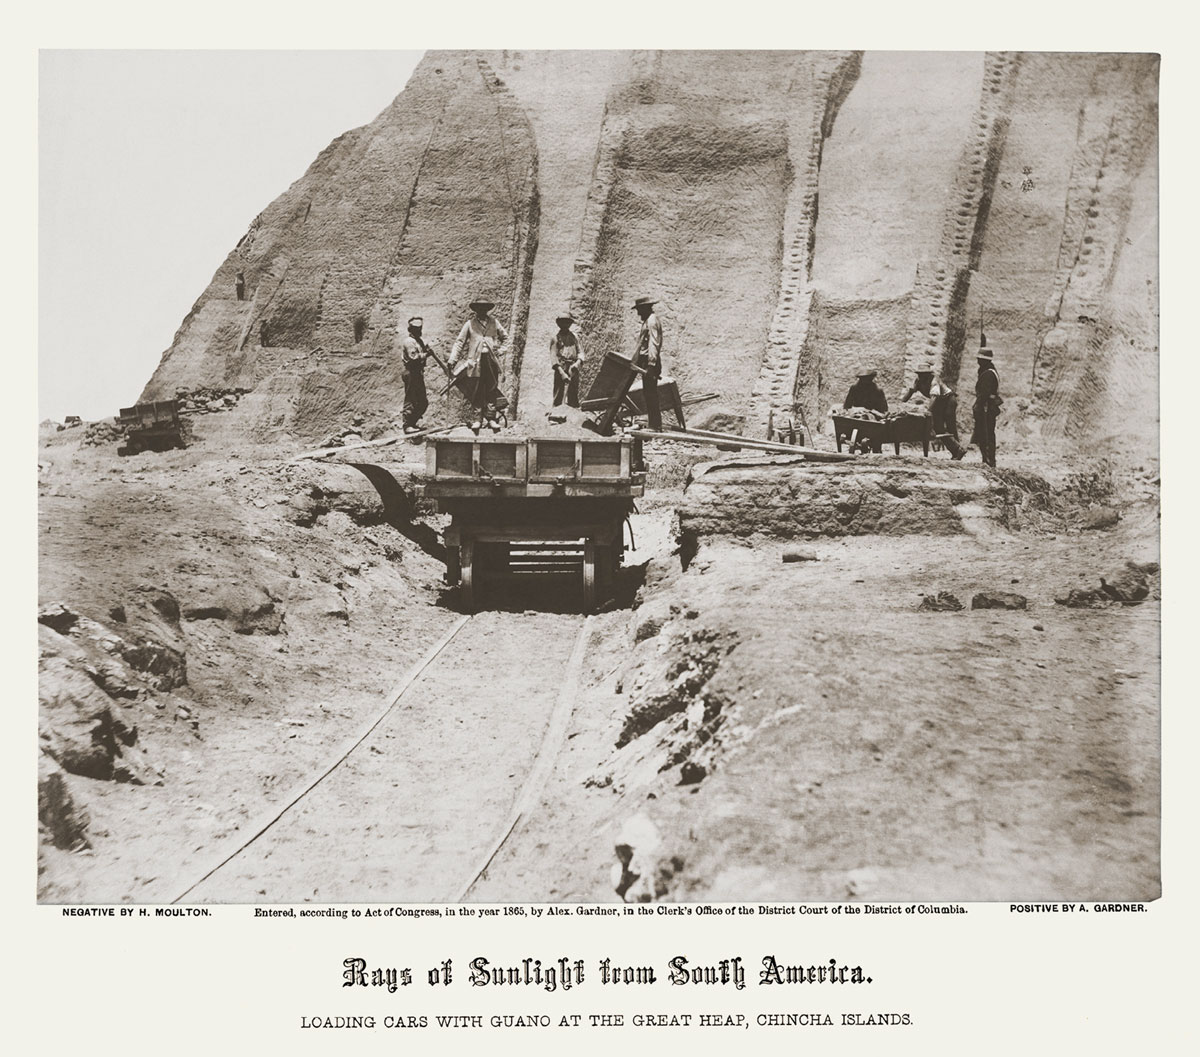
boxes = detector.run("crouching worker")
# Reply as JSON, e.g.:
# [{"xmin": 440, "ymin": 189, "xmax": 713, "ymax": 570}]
[
  {"xmin": 902, "ymin": 363, "xmax": 965, "ymax": 459},
  {"xmin": 843, "ymin": 366, "xmax": 888, "ymax": 453},
  {"xmin": 551, "ymin": 312, "xmax": 586, "ymax": 408}
]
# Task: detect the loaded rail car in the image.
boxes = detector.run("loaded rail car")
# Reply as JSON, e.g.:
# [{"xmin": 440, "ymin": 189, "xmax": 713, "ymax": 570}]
[
  {"xmin": 117, "ymin": 399, "xmax": 186, "ymax": 456},
  {"xmin": 423, "ymin": 434, "xmax": 644, "ymax": 613}
]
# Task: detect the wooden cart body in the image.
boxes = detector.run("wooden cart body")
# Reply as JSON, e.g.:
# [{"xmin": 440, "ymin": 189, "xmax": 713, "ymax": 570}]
[
  {"xmin": 833, "ymin": 413, "xmax": 932, "ymax": 456},
  {"xmin": 424, "ymin": 435, "xmax": 643, "ymax": 612},
  {"xmin": 117, "ymin": 399, "xmax": 186, "ymax": 455}
]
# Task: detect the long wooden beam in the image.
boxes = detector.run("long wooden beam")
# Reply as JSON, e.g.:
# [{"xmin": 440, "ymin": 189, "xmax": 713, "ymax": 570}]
[{"xmin": 627, "ymin": 428, "xmax": 855, "ymax": 462}]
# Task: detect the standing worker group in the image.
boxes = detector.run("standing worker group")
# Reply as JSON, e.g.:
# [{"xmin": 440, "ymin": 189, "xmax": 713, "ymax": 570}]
[{"xmin": 631, "ymin": 296, "xmax": 664, "ymax": 431}]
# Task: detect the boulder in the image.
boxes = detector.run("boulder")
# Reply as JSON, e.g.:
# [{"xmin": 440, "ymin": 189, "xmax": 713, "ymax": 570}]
[
  {"xmin": 1055, "ymin": 562, "xmax": 1155, "ymax": 608},
  {"xmin": 182, "ymin": 584, "xmax": 284, "ymax": 635},
  {"xmin": 39, "ymin": 650, "xmax": 159, "ymax": 784},
  {"xmin": 782, "ymin": 548, "xmax": 818, "ymax": 563},
  {"xmin": 971, "ymin": 591, "xmax": 1028, "ymax": 611},
  {"xmin": 38, "ymin": 602, "xmax": 78, "ymax": 635},
  {"xmin": 1083, "ymin": 506, "xmax": 1120, "ymax": 530},
  {"xmin": 1100, "ymin": 567, "xmax": 1149, "ymax": 604}
]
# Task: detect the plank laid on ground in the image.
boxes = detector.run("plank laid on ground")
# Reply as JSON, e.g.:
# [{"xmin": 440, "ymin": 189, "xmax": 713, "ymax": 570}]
[
  {"xmin": 290, "ymin": 424, "xmax": 455, "ymax": 463},
  {"xmin": 628, "ymin": 428, "xmax": 856, "ymax": 462},
  {"xmin": 169, "ymin": 614, "xmax": 471, "ymax": 904}
]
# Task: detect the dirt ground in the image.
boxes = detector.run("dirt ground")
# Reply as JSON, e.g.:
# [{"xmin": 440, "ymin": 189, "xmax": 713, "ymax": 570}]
[
  {"xmin": 474, "ymin": 518, "xmax": 1159, "ymax": 903},
  {"xmin": 38, "ymin": 415, "xmax": 1159, "ymax": 905}
]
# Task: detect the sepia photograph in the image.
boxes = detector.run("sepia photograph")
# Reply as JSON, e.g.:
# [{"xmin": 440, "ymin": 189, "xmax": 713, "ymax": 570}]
[{"xmin": 38, "ymin": 48, "xmax": 1160, "ymax": 907}]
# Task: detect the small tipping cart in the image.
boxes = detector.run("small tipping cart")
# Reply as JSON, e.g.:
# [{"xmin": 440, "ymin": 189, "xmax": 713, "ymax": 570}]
[
  {"xmin": 423, "ymin": 433, "xmax": 643, "ymax": 613},
  {"xmin": 580, "ymin": 351, "xmax": 686, "ymax": 433},
  {"xmin": 832, "ymin": 413, "xmax": 932, "ymax": 456}
]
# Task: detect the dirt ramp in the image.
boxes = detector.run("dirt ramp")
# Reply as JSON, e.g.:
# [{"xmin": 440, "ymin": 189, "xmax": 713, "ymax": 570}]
[{"xmin": 678, "ymin": 458, "xmax": 1007, "ymax": 539}]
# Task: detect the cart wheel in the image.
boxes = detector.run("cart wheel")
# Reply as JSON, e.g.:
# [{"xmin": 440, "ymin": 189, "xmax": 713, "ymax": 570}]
[
  {"xmin": 460, "ymin": 541, "xmax": 475, "ymax": 613},
  {"xmin": 582, "ymin": 541, "xmax": 596, "ymax": 614}
]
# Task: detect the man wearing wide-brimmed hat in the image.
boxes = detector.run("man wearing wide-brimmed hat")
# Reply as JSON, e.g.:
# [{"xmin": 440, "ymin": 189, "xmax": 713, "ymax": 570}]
[
  {"xmin": 631, "ymin": 296, "xmax": 664, "ymax": 431},
  {"xmin": 971, "ymin": 346, "xmax": 1002, "ymax": 467},
  {"xmin": 450, "ymin": 297, "xmax": 511, "ymax": 428},
  {"xmin": 551, "ymin": 312, "xmax": 586, "ymax": 408},
  {"xmin": 902, "ymin": 362, "xmax": 965, "ymax": 459},
  {"xmin": 844, "ymin": 366, "xmax": 889, "ymax": 416}
]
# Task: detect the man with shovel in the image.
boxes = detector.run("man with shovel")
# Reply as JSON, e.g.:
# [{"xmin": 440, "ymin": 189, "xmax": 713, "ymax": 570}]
[{"xmin": 449, "ymin": 297, "xmax": 511, "ymax": 431}]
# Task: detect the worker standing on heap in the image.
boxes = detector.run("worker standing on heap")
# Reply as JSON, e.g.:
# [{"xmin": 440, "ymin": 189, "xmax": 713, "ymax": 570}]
[
  {"xmin": 449, "ymin": 297, "xmax": 510, "ymax": 431},
  {"xmin": 235, "ymin": 270, "xmax": 246, "ymax": 301},
  {"xmin": 400, "ymin": 316, "xmax": 430, "ymax": 434},
  {"xmin": 971, "ymin": 347, "xmax": 1002, "ymax": 467},
  {"xmin": 844, "ymin": 367, "xmax": 888, "ymax": 415},
  {"xmin": 551, "ymin": 313, "xmax": 586, "ymax": 408},
  {"xmin": 902, "ymin": 363, "xmax": 965, "ymax": 459},
  {"xmin": 631, "ymin": 296, "xmax": 663, "ymax": 431}
]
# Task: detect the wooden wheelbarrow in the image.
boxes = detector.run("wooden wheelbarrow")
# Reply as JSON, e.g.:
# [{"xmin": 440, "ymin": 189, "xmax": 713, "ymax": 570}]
[{"xmin": 581, "ymin": 351, "xmax": 686, "ymax": 433}]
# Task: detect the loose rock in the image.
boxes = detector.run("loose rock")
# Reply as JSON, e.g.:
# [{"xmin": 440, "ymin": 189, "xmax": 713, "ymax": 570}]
[
  {"xmin": 1083, "ymin": 506, "xmax": 1120, "ymax": 530},
  {"xmin": 918, "ymin": 592, "xmax": 963, "ymax": 612}
]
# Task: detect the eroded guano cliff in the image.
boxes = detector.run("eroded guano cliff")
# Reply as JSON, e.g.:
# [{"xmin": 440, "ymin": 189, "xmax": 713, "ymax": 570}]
[{"xmin": 141, "ymin": 50, "xmax": 1158, "ymax": 454}]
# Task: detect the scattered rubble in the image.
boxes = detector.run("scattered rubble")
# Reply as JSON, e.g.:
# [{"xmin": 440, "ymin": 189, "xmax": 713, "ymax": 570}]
[
  {"xmin": 918, "ymin": 591, "xmax": 964, "ymax": 612},
  {"xmin": 1056, "ymin": 561, "xmax": 1157, "ymax": 608},
  {"xmin": 174, "ymin": 386, "xmax": 251, "ymax": 415},
  {"xmin": 82, "ymin": 419, "xmax": 126, "ymax": 446}
]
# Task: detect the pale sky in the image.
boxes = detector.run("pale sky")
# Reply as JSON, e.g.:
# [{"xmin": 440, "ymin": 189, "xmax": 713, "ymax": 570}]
[{"xmin": 38, "ymin": 50, "xmax": 424, "ymax": 422}]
